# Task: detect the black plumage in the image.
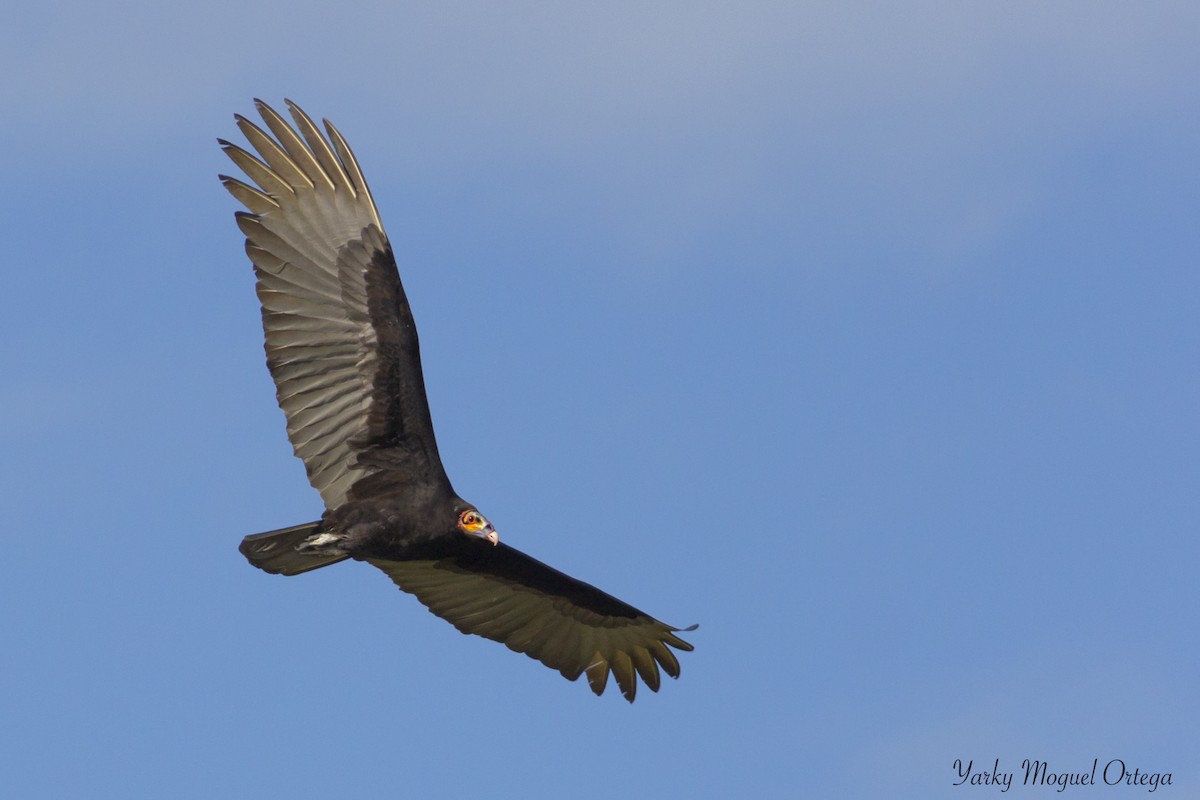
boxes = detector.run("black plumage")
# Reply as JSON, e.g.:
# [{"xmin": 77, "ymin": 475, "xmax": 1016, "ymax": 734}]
[{"xmin": 221, "ymin": 100, "xmax": 694, "ymax": 701}]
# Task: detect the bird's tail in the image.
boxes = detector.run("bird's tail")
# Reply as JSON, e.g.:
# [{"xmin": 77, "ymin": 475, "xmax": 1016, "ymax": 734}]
[{"xmin": 239, "ymin": 521, "xmax": 350, "ymax": 576}]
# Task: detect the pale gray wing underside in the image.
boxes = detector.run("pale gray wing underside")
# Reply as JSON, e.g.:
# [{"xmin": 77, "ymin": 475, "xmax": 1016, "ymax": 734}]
[
  {"xmin": 368, "ymin": 547, "xmax": 695, "ymax": 702},
  {"xmin": 220, "ymin": 100, "xmax": 444, "ymax": 509}
]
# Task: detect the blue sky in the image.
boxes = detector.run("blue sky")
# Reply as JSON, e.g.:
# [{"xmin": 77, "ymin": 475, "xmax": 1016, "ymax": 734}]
[{"xmin": 3, "ymin": 3, "xmax": 1197, "ymax": 798}]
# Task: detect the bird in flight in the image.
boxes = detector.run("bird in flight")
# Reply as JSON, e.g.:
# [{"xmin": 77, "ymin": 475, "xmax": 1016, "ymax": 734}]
[{"xmin": 219, "ymin": 100, "xmax": 694, "ymax": 701}]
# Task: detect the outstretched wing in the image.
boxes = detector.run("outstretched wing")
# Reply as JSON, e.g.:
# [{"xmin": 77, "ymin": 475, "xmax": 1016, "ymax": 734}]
[
  {"xmin": 367, "ymin": 544, "xmax": 695, "ymax": 702},
  {"xmin": 220, "ymin": 100, "xmax": 448, "ymax": 508}
]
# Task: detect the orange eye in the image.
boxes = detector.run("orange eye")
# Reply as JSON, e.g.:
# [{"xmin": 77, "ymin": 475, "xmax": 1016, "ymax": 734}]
[{"xmin": 462, "ymin": 512, "xmax": 477, "ymax": 526}]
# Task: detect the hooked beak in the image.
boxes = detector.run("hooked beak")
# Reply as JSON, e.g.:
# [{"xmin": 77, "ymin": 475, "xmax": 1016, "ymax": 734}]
[{"xmin": 475, "ymin": 523, "xmax": 499, "ymax": 546}]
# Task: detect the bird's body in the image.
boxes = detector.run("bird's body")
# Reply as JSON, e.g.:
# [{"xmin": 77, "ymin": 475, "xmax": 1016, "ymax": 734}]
[
  {"xmin": 324, "ymin": 492, "xmax": 456, "ymax": 558},
  {"xmin": 221, "ymin": 100, "xmax": 693, "ymax": 701}
]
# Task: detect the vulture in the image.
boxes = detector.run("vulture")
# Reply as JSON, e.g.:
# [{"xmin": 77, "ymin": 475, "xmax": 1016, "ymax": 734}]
[{"xmin": 220, "ymin": 100, "xmax": 694, "ymax": 701}]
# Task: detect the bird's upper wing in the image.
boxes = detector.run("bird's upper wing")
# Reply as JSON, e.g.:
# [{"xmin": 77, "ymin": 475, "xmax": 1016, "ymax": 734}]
[
  {"xmin": 220, "ymin": 100, "xmax": 447, "ymax": 508},
  {"xmin": 366, "ymin": 543, "xmax": 695, "ymax": 701}
]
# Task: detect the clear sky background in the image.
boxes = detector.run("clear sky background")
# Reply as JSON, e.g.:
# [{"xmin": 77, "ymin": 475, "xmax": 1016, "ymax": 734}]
[{"xmin": 3, "ymin": 3, "xmax": 1197, "ymax": 798}]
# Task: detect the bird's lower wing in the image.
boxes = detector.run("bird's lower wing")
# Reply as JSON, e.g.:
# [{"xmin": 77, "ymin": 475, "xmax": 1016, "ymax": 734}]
[{"xmin": 366, "ymin": 543, "xmax": 694, "ymax": 702}]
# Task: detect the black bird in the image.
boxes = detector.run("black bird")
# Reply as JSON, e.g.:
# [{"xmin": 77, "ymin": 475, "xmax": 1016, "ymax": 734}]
[{"xmin": 220, "ymin": 100, "xmax": 694, "ymax": 701}]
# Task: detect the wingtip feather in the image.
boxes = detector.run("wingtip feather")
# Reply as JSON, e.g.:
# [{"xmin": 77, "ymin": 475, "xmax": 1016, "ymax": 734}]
[{"xmin": 585, "ymin": 654, "xmax": 609, "ymax": 697}]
